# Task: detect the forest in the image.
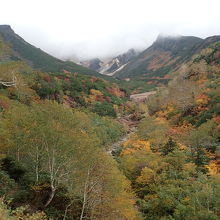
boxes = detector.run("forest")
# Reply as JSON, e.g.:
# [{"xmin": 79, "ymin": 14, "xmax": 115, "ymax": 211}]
[{"xmin": 0, "ymin": 33, "xmax": 220, "ymax": 220}]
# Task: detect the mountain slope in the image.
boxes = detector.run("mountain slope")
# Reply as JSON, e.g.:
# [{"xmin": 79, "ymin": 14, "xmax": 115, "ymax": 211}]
[
  {"xmin": 0, "ymin": 25, "xmax": 103, "ymax": 77},
  {"xmin": 115, "ymin": 35, "xmax": 220, "ymax": 80},
  {"xmin": 80, "ymin": 48, "xmax": 138, "ymax": 75},
  {"xmin": 100, "ymin": 48, "xmax": 138, "ymax": 75},
  {"xmin": 80, "ymin": 58, "xmax": 103, "ymax": 72}
]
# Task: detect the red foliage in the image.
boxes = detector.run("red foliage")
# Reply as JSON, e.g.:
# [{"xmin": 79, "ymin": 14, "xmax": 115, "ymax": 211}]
[
  {"xmin": 63, "ymin": 69, "xmax": 71, "ymax": 74},
  {"xmin": 91, "ymin": 76, "xmax": 98, "ymax": 82},
  {"xmin": 64, "ymin": 77, "xmax": 70, "ymax": 82},
  {"xmin": 0, "ymin": 98, "xmax": 9, "ymax": 109},
  {"xmin": 105, "ymin": 96, "xmax": 111, "ymax": 103},
  {"xmin": 107, "ymin": 86, "xmax": 125, "ymax": 97},
  {"xmin": 43, "ymin": 75, "xmax": 51, "ymax": 82},
  {"xmin": 214, "ymin": 51, "xmax": 220, "ymax": 60},
  {"xmin": 56, "ymin": 75, "xmax": 63, "ymax": 80},
  {"xmin": 96, "ymin": 95, "xmax": 104, "ymax": 102}
]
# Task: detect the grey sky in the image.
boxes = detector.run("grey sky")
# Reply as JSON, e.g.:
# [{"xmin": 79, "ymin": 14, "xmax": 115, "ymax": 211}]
[{"xmin": 1, "ymin": 0, "xmax": 220, "ymax": 60}]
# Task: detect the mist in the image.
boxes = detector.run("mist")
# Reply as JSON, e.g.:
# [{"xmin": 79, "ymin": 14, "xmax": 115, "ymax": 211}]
[{"xmin": 1, "ymin": 0, "xmax": 220, "ymax": 60}]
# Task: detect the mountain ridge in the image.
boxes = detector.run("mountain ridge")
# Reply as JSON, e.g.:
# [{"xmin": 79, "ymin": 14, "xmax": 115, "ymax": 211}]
[
  {"xmin": 0, "ymin": 25, "xmax": 107, "ymax": 78},
  {"xmin": 114, "ymin": 34, "xmax": 220, "ymax": 81}
]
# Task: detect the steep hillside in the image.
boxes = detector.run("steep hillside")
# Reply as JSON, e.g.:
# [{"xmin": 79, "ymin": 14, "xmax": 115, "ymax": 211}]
[
  {"xmin": 115, "ymin": 35, "xmax": 220, "ymax": 82},
  {"xmin": 0, "ymin": 25, "xmax": 104, "ymax": 77}
]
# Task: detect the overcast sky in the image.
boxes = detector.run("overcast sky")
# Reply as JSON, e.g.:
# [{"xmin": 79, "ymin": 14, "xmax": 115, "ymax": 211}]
[{"xmin": 1, "ymin": 0, "xmax": 220, "ymax": 60}]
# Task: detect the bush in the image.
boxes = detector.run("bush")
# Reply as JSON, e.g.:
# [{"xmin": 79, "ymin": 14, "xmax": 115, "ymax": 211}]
[{"xmin": 92, "ymin": 101, "xmax": 116, "ymax": 117}]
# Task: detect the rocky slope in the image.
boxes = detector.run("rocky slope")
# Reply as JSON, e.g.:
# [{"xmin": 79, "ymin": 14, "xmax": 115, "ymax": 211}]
[{"xmin": 80, "ymin": 48, "xmax": 138, "ymax": 75}]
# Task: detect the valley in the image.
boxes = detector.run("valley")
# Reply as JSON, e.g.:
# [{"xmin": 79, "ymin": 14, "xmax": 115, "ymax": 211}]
[{"xmin": 0, "ymin": 24, "xmax": 220, "ymax": 220}]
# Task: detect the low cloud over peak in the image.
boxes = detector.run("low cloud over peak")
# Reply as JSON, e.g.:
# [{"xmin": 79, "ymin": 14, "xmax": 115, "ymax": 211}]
[{"xmin": 1, "ymin": 0, "xmax": 220, "ymax": 60}]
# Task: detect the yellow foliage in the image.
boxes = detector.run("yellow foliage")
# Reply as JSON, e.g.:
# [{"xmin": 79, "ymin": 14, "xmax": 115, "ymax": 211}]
[
  {"xmin": 86, "ymin": 89, "xmax": 104, "ymax": 104},
  {"xmin": 178, "ymin": 143, "xmax": 187, "ymax": 150},
  {"xmin": 85, "ymin": 95, "xmax": 96, "ymax": 104},
  {"xmin": 136, "ymin": 167, "xmax": 156, "ymax": 185},
  {"xmin": 121, "ymin": 137, "xmax": 151, "ymax": 156},
  {"xmin": 113, "ymin": 104, "xmax": 119, "ymax": 113},
  {"xmin": 183, "ymin": 162, "xmax": 197, "ymax": 175},
  {"xmin": 206, "ymin": 160, "xmax": 219, "ymax": 175},
  {"xmin": 90, "ymin": 89, "xmax": 103, "ymax": 96},
  {"xmin": 113, "ymin": 190, "xmax": 141, "ymax": 220},
  {"xmin": 183, "ymin": 196, "xmax": 190, "ymax": 202},
  {"xmin": 30, "ymin": 183, "xmax": 50, "ymax": 192}
]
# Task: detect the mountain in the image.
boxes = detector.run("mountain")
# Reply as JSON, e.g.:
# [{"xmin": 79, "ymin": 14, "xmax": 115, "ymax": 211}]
[
  {"xmin": 80, "ymin": 58, "xmax": 103, "ymax": 72},
  {"xmin": 0, "ymin": 25, "xmax": 104, "ymax": 77},
  {"xmin": 80, "ymin": 48, "xmax": 138, "ymax": 75},
  {"xmin": 115, "ymin": 34, "xmax": 220, "ymax": 80},
  {"xmin": 100, "ymin": 48, "xmax": 138, "ymax": 75}
]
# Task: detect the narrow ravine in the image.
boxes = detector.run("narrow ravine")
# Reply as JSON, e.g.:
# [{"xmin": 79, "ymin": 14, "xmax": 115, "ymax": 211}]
[
  {"xmin": 107, "ymin": 112, "xmax": 141, "ymax": 155},
  {"xmin": 108, "ymin": 91, "xmax": 156, "ymax": 155}
]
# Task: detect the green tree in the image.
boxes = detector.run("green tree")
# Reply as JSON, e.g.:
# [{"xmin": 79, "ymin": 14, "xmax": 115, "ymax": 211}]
[
  {"xmin": 160, "ymin": 137, "xmax": 177, "ymax": 156},
  {"xmin": 92, "ymin": 101, "xmax": 116, "ymax": 117}
]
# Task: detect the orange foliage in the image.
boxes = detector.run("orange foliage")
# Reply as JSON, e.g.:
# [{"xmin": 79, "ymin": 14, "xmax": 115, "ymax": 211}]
[
  {"xmin": 86, "ymin": 89, "xmax": 104, "ymax": 103},
  {"xmin": 196, "ymin": 94, "xmax": 209, "ymax": 106},
  {"xmin": 168, "ymin": 124, "xmax": 192, "ymax": 139},
  {"xmin": 90, "ymin": 89, "xmax": 103, "ymax": 97},
  {"xmin": 213, "ymin": 116, "xmax": 220, "ymax": 129},
  {"xmin": 121, "ymin": 136, "xmax": 151, "ymax": 156},
  {"xmin": 107, "ymin": 85, "xmax": 125, "ymax": 97}
]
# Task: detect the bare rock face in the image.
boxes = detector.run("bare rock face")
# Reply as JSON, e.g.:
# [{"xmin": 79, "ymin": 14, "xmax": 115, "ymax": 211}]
[
  {"xmin": 80, "ymin": 49, "xmax": 138, "ymax": 75},
  {"xmin": 100, "ymin": 49, "xmax": 138, "ymax": 75}
]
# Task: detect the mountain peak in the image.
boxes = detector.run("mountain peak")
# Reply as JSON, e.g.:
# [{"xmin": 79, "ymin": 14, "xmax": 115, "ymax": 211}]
[
  {"xmin": 0, "ymin": 25, "xmax": 13, "ymax": 33},
  {"xmin": 155, "ymin": 33, "xmax": 182, "ymax": 43},
  {"xmin": 155, "ymin": 33, "xmax": 202, "ymax": 43},
  {"xmin": 115, "ymin": 34, "xmax": 208, "ymax": 80}
]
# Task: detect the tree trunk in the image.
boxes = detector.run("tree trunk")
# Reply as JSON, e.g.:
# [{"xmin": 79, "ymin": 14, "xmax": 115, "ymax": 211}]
[
  {"xmin": 44, "ymin": 187, "xmax": 55, "ymax": 207},
  {"xmin": 80, "ymin": 169, "xmax": 91, "ymax": 220},
  {"xmin": 63, "ymin": 201, "xmax": 73, "ymax": 220},
  {"xmin": 80, "ymin": 184, "xmax": 87, "ymax": 220},
  {"xmin": 35, "ymin": 149, "xmax": 39, "ymax": 183}
]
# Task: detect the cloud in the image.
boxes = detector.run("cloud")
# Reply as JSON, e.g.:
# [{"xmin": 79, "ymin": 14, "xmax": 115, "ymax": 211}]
[{"xmin": 0, "ymin": 0, "xmax": 220, "ymax": 59}]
